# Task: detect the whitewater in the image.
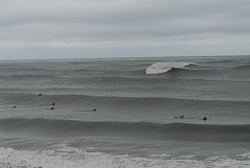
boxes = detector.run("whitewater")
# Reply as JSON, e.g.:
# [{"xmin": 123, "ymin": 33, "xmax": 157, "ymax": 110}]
[
  {"xmin": 145, "ymin": 62, "xmax": 193, "ymax": 74},
  {"xmin": 0, "ymin": 56, "xmax": 250, "ymax": 167}
]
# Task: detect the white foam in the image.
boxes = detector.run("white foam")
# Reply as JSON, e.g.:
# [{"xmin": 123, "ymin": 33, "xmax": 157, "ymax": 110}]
[
  {"xmin": 1, "ymin": 147, "xmax": 250, "ymax": 168},
  {"xmin": 145, "ymin": 62, "xmax": 192, "ymax": 75}
]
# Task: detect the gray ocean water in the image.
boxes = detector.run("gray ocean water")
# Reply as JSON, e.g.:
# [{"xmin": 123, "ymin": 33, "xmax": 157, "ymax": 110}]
[{"xmin": 0, "ymin": 56, "xmax": 250, "ymax": 168}]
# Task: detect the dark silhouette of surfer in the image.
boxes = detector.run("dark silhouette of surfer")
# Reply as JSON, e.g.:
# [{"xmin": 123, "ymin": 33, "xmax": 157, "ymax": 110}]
[
  {"xmin": 50, "ymin": 107, "xmax": 54, "ymax": 110},
  {"xmin": 83, "ymin": 108, "xmax": 96, "ymax": 112},
  {"xmin": 175, "ymin": 115, "xmax": 184, "ymax": 119},
  {"xmin": 203, "ymin": 116, "xmax": 207, "ymax": 121},
  {"xmin": 38, "ymin": 93, "xmax": 42, "ymax": 96},
  {"xmin": 13, "ymin": 105, "xmax": 16, "ymax": 108},
  {"xmin": 52, "ymin": 102, "xmax": 55, "ymax": 106}
]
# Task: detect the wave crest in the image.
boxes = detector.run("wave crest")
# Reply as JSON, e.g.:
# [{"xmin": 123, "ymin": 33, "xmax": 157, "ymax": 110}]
[
  {"xmin": 1, "ymin": 118, "xmax": 250, "ymax": 142},
  {"xmin": 145, "ymin": 62, "xmax": 193, "ymax": 75}
]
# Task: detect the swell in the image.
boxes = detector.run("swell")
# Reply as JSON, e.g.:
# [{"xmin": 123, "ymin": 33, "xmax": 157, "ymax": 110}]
[
  {"xmin": 0, "ymin": 63, "xmax": 245, "ymax": 83},
  {"xmin": 233, "ymin": 64, "xmax": 250, "ymax": 70},
  {"xmin": 0, "ymin": 74, "xmax": 60, "ymax": 80},
  {"xmin": 203, "ymin": 59, "xmax": 235, "ymax": 64},
  {"xmin": 1, "ymin": 118, "xmax": 250, "ymax": 142},
  {"xmin": 1, "ymin": 73, "xmax": 247, "ymax": 88},
  {"xmin": 167, "ymin": 67, "xmax": 211, "ymax": 73},
  {"xmin": 1, "ymin": 93, "xmax": 249, "ymax": 111}
]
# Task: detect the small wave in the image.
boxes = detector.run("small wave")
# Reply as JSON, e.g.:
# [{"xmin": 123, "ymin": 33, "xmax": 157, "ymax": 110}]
[
  {"xmin": 0, "ymin": 74, "xmax": 59, "ymax": 80},
  {"xmin": 145, "ymin": 62, "xmax": 194, "ymax": 75},
  {"xmin": 1, "ymin": 119, "xmax": 249, "ymax": 142},
  {"xmin": 234, "ymin": 64, "xmax": 250, "ymax": 70}
]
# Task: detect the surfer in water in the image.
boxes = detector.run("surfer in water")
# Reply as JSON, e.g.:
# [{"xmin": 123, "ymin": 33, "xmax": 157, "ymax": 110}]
[
  {"xmin": 83, "ymin": 108, "xmax": 96, "ymax": 112},
  {"xmin": 50, "ymin": 107, "xmax": 54, "ymax": 110},
  {"xmin": 38, "ymin": 93, "xmax": 42, "ymax": 96},
  {"xmin": 52, "ymin": 102, "xmax": 55, "ymax": 106},
  {"xmin": 203, "ymin": 116, "xmax": 207, "ymax": 121},
  {"xmin": 175, "ymin": 115, "xmax": 184, "ymax": 119}
]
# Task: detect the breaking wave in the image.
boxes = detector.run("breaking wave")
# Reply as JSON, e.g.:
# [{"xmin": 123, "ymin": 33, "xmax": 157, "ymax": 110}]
[
  {"xmin": 1, "ymin": 146, "xmax": 250, "ymax": 168},
  {"xmin": 145, "ymin": 62, "xmax": 194, "ymax": 75}
]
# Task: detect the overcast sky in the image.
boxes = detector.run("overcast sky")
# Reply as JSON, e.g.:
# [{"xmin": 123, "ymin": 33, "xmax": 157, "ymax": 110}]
[{"xmin": 0, "ymin": 0, "xmax": 250, "ymax": 60}]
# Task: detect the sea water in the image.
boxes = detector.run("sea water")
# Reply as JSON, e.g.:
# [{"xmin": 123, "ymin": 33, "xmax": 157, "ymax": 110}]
[{"xmin": 0, "ymin": 56, "xmax": 250, "ymax": 167}]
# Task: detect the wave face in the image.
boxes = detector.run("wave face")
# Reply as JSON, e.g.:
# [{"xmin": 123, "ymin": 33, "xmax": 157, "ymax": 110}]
[
  {"xmin": 1, "ymin": 118, "xmax": 250, "ymax": 142},
  {"xmin": 145, "ymin": 62, "xmax": 193, "ymax": 74}
]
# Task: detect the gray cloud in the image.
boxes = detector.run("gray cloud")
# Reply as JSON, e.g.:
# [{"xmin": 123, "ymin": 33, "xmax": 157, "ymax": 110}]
[{"xmin": 0, "ymin": 0, "xmax": 249, "ymax": 59}]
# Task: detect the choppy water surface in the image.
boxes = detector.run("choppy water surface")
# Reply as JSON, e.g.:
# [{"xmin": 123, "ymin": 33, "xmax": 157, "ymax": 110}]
[{"xmin": 0, "ymin": 56, "xmax": 250, "ymax": 167}]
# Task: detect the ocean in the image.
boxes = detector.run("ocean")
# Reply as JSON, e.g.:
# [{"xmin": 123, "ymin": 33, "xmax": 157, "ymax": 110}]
[{"xmin": 0, "ymin": 56, "xmax": 249, "ymax": 168}]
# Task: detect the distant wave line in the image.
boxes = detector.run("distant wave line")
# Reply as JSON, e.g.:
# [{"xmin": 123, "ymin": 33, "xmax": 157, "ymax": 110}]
[{"xmin": 1, "ymin": 118, "xmax": 249, "ymax": 142}]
